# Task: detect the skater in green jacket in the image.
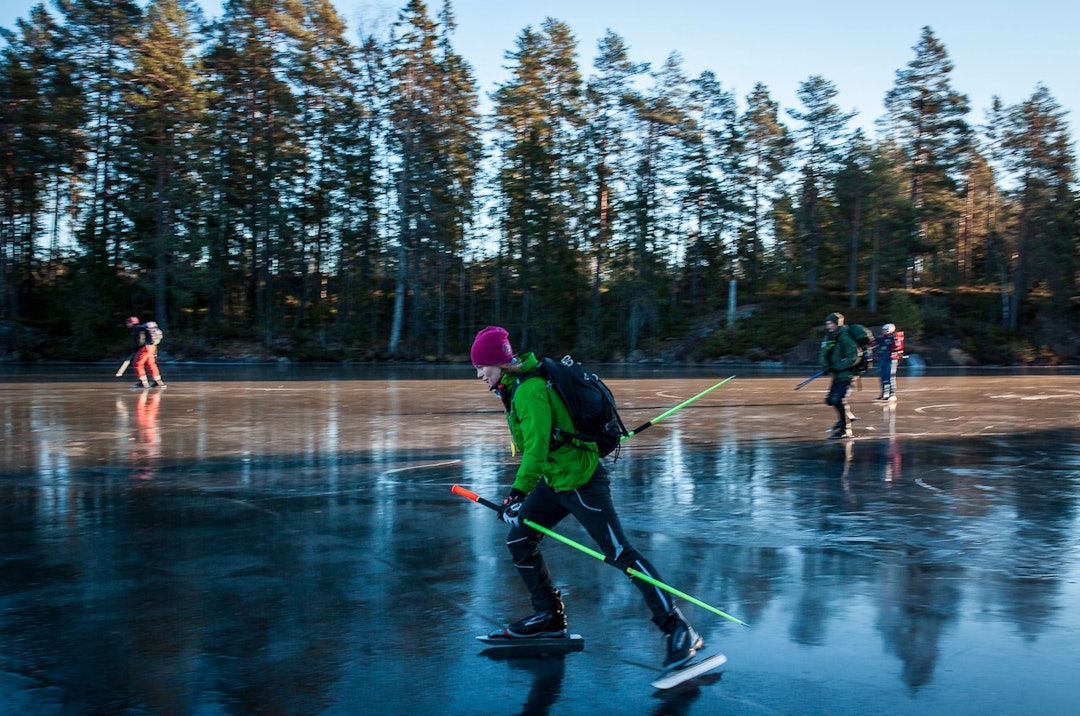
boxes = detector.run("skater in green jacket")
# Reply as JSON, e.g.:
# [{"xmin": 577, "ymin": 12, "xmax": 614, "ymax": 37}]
[
  {"xmin": 819, "ymin": 312, "xmax": 860, "ymax": 438},
  {"xmin": 471, "ymin": 325, "xmax": 703, "ymax": 669}
]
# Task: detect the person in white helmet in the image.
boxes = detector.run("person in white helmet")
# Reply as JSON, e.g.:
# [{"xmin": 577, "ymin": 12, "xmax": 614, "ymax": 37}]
[{"xmin": 871, "ymin": 323, "xmax": 903, "ymax": 400}]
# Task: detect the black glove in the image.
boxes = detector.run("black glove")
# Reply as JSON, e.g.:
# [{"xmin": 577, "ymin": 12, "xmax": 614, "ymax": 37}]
[{"xmin": 497, "ymin": 489, "xmax": 526, "ymax": 526}]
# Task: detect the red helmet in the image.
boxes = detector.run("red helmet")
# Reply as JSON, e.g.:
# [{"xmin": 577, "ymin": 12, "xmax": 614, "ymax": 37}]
[{"xmin": 125, "ymin": 316, "xmax": 139, "ymax": 327}]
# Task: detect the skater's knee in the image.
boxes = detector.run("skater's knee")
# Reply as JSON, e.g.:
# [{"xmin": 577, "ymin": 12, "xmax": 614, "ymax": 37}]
[
  {"xmin": 605, "ymin": 544, "xmax": 639, "ymax": 567},
  {"xmin": 506, "ymin": 534, "xmax": 539, "ymax": 561}
]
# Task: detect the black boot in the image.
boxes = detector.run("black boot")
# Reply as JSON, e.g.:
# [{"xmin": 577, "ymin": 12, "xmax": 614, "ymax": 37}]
[
  {"xmin": 829, "ymin": 412, "xmax": 853, "ymax": 439},
  {"xmin": 661, "ymin": 607, "xmax": 703, "ymax": 669},
  {"xmin": 506, "ymin": 591, "xmax": 567, "ymax": 638}
]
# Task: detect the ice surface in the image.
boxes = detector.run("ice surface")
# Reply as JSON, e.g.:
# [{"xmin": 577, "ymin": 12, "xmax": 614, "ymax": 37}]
[{"xmin": 1, "ymin": 366, "xmax": 1078, "ymax": 714}]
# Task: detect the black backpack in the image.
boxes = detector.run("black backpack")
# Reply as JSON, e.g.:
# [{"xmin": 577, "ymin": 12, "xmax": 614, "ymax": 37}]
[{"xmin": 513, "ymin": 355, "xmax": 629, "ymax": 459}]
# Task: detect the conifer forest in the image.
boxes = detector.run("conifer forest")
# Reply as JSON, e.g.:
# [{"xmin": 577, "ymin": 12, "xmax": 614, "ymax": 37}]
[{"xmin": 1, "ymin": 0, "xmax": 1077, "ymax": 362}]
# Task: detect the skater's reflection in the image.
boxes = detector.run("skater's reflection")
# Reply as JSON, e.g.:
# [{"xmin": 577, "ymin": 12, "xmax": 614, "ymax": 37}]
[
  {"xmin": 881, "ymin": 405, "xmax": 902, "ymax": 483},
  {"xmin": 130, "ymin": 389, "xmax": 162, "ymax": 480},
  {"xmin": 136, "ymin": 389, "xmax": 161, "ymax": 442},
  {"xmin": 839, "ymin": 438, "xmax": 855, "ymax": 501},
  {"xmin": 481, "ymin": 653, "xmax": 566, "ymax": 716},
  {"xmin": 884, "ymin": 435, "xmax": 902, "ymax": 483},
  {"xmin": 650, "ymin": 672, "xmax": 720, "ymax": 715}
]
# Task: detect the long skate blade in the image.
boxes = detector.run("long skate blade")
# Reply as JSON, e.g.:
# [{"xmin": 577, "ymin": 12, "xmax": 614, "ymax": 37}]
[
  {"xmin": 476, "ymin": 633, "xmax": 584, "ymax": 652},
  {"xmin": 651, "ymin": 652, "xmax": 727, "ymax": 690}
]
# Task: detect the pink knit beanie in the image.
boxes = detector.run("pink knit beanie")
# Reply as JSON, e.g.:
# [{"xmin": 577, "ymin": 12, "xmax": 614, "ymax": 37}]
[{"xmin": 470, "ymin": 326, "xmax": 514, "ymax": 366}]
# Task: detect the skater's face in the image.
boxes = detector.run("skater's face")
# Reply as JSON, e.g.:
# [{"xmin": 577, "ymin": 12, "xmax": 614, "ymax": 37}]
[
  {"xmin": 825, "ymin": 320, "xmax": 839, "ymax": 333},
  {"xmin": 476, "ymin": 364, "xmax": 505, "ymax": 390}
]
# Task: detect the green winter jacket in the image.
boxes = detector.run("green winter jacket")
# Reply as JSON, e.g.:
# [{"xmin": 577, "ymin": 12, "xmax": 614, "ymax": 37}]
[
  {"xmin": 500, "ymin": 352, "xmax": 599, "ymax": 494},
  {"xmin": 820, "ymin": 326, "xmax": 860, "ymax": 380}
]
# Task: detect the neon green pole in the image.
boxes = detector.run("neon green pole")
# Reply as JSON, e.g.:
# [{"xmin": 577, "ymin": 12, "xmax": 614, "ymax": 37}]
[
  {"xmin": 452, "ymin": 485, "xmax": 748, "ymax": 627},
  {"xmin": 524, "ymin": 516, "xmax": 748, "ymax": 626},
  {"xmin": 623, "ymin": 375, "xmax": 735, "ymax": 439}
]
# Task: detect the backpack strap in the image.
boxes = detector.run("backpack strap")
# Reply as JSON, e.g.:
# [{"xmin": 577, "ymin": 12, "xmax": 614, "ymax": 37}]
[
  {"xmin": 507, "ymin": 369, "xmax": 582, "ymax": 454},
  {"xmin": 823, "ymin": 330, "xmax": 840, "ymax": 360}
]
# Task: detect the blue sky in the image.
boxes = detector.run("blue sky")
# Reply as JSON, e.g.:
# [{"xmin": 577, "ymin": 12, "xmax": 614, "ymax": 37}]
[{"xmin": 4, "ymin": 0, "xmax": 1078, "ymax": 146}]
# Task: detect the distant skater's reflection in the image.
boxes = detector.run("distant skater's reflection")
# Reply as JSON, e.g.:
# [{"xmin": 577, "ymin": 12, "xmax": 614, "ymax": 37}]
[
  {"xmin": 136, "ymin": 389, "xmax": 161, "ymax": 443},
  {"xmin": 128, "ymin": 389, "xmax": 162, "ymax": 480},
  {"xmin": 840, "ymin": 438, "xmax": 855, "ymax": 501},
  {"xmin": 880, "ymin": 401, "xmax": 902, "ymax": 483},
  {"xmin": 884, "ymin": 436, "xmax": 902, "ymax": 484}
]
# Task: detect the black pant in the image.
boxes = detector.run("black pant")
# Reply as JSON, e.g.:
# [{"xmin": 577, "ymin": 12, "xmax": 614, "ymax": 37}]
[
  {"xmin": 826, "ymin": 378, "xmax": 853, "ymax": 427},
  {"xmin": 506, "ymin": 465, "xmax": 675, "ymax": 628}
]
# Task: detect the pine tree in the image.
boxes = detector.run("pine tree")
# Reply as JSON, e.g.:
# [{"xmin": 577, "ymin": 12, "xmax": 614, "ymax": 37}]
[
  {"xmin": 343, "ymin": 27, "xmax": 391, "ymax": 350},
  {"xmin": 979, "ymin": 97, "xmax": 1015, "ymax": 324},
  {"xmin": 386, "ymin": 0, "xmax": 481, "ymax": 356},
  {"xmin": 491, "ymin": 18, "xmax": 585, "ymax": 350},
  {"xmin": 203, "ymin": 0, "xmax": 306, "ymax": 340},
  {"xmin": 957, "ymin": 147, "xmax": 996, "ymax": 287},
  {"xmin": 681, "ymin": 69, "xmax": 739, "ymax": 310},
  {"xmin": 622, "ymin": 52, "xmax": 692, "ymax": 351},
  {"xmin": 431, "ymin": 0, "xmax": 482, "ymax": 356},
  {"xmin": 289, "ymin": 0, "xmax": 365, "ymax": 342},
  {"xmin": 55, "ymin": 0, "xmax": 142, "ymax": 280},
  {"xmin": 580, "ymin": 30, "xmax": 646, "ymax": 344},
  {"xmin": 997, "ymin": 84, "xmax": 1077, "ymax": 328},
  {"xmin": 834, "ymin": 132, "xmax": 909, "ymax": 312},
  {"xmin": 119, "ymin": 0, "xmax": 207, "ymax": 329},
  {"xmin": 0, "ymin": 6, "xmax": 85, "ymax": 323},
  {"xmin": 787, "ymin": 75, "xmax": 855, "ymax": 295},
  {"xmin": 737, "ymin": 82, "xmax": 792, "ymax": 293},
  {"xmin": 881, "ymin": 26, "xmax": 972, "ymax": 285}
]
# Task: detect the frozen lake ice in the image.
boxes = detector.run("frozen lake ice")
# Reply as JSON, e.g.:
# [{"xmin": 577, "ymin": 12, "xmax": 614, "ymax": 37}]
[{"xmin": 1, "ymin": 364, "xmax": 1079, "ymax": 714}]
